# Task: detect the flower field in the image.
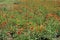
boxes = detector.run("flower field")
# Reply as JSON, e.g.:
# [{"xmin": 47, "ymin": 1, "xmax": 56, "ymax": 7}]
[{"xmin": 0, "ymin": 0, "xmax": 60, "ymax": 40}]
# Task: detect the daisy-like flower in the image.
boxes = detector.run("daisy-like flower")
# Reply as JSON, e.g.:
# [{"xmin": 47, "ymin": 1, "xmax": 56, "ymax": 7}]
[
  {"xmin": 1, "ymin": 21, "xmax": 7, "ymax": 27},
  {"xmin": 30, "ymin": 27, "xmax": 34, "ymax": 31},
  {"xmin": 16, "ymin": 28, "xmax": 24, "ymax": 35},
  {"xmin": 16, "ymin": 31, "xmax": 22, "ymax": 35}
]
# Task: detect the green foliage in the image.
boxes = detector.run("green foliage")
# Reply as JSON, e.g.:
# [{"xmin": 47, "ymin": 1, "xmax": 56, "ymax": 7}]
[{"xmin": 0, "ymin": 0, "xmax": 60, "ymax": 40}]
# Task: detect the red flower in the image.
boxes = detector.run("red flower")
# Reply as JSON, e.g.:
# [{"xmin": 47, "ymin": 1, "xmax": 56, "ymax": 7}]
[
  {"xmin": 17, "ymin": 31, "xmax": 21, "ymax": 35},
  {"xmin": 29, "ymin": 16, "xmax": 33, "ymax": 18},
  {"xmin": 1, "ymin": 21, "xmax": 7, "ymax": 27},
  {"xmin": 17, "ymin": 28, "xmax": 24, "ymax": 35}
]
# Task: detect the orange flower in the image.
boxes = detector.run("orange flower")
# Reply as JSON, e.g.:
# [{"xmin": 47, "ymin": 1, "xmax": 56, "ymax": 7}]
[
  {"xmin": 47, "ymin": 14, "xmax": 53, "ymax": 17},
  {"xmin": 17, "ymin": 31, "xmax": 21, "ymax": 35},
  {"xmin": 16, "ymin": 28, "xmax": 24, "ymax": 35},
  {"xmin": 29, "ymin": 8, "xmax": 33, "ymax": 12},
  {"xmin": 30, "ymin": 27, "xmax": 34, "ymax": 31},
  {"xmin": 10, "ymin": 15, "xmax": 14, "ymax": 18},
  {"xmin": 46, "ymin": 13, "xmax": 53, "ymax": 19},
  {"xmin": 29, "ymin": 16, "xmax": 33, "ymax": 18},
  {"xmin": 1, "ymin": 21, "xmax": 7, "ymax": 27},
  {"xmin": 17, "ymin": 28, "xmax": 24, "ymax": 34}
]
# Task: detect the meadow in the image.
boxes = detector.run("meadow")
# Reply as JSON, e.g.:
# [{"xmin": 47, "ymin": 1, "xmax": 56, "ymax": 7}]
[{"xmin": 0, "ymin": 0, "xmax": 60, "ymax": 40}]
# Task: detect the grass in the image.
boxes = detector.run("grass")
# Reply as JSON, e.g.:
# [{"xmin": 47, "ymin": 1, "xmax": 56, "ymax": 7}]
[{"xmin": 0, "ymin": 0, "xmax": 60, "ymax": 40}]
